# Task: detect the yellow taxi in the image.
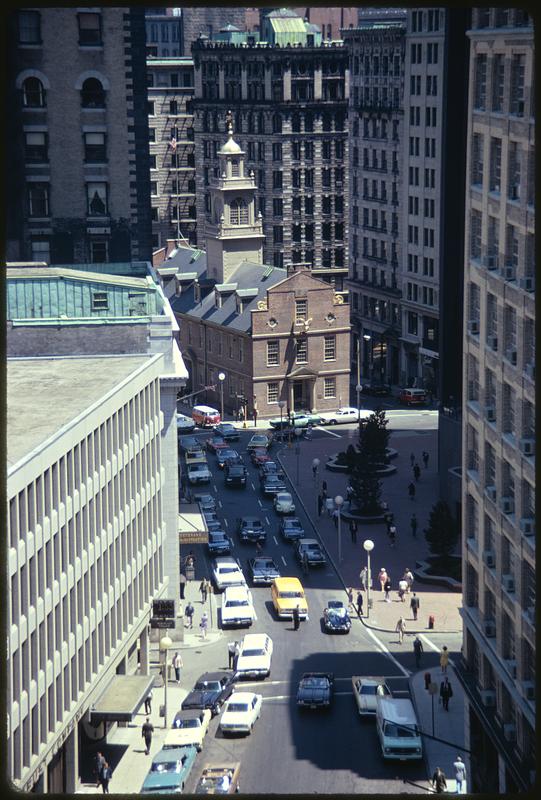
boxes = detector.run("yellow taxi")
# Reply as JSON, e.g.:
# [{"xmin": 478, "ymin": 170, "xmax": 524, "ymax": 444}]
[{"xmin": 271, "ymin": 577, "xmax": 308, "ymax": 620}]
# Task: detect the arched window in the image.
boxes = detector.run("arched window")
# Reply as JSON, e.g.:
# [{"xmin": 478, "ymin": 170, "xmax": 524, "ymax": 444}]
[
  {"xmin": 22, "ymin": 76, "xmax": 45, "ymax": 108},
  {"xmin": 230, "ymin": 198, "xmax": 248, "ymax": 225},
  {"xmin": 81, "ymin": 77, "xmax": 105, "ymax": 108},
  {"xmin": 291, "ymin": 113, "xmax": 301, "ymax": 133},
  {"xmin": 272, "ymin": 113, "xmax": 282, "ymax": 133}
]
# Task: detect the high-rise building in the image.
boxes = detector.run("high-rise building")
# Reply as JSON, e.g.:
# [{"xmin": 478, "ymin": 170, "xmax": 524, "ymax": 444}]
[
  {"xmin": 145, "ymin": 8, "xmax": 182, "ymax": 58},
  {"xmin": 460, "ymin": 8, "xmax": 535, "ymax": 793},
  {"xmin": 191, "ymin": 8, "xmax": 349, "ymax": 286},
  {"xmin": 6, "ymin": 7, "xmax": 152, "ymax": 265},
  {"xmin": 180, "ymin": 7, "xmax": 246, "ymax": 55}
]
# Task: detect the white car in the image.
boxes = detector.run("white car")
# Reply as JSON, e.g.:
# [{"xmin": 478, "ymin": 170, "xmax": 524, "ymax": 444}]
[
  {"xmin": 187, "ymin": 462, "xmax": 212, "ymax": 484},
  {"xmin": 221, "ymin": 585, "xmax": 256, "ymax": 628},
  {"xmin": 212, "ymin": 557, "xmax": 247, "ymax": 592},
  {"xmin": 274, "ymin": 492, "xmax": 295, "ymax": 514},
  {"xmin": 352, "ymin": 676, "xmax": 392, "ymax": 716},
  {"xmin": 321, "ymin": 407, "xmax": 373, "ymax": 425},
  {"xmin": 164, "ymin": 709, "xmax": 212, "ymax": 751},
  {"xmin": 177, "ymin": 412, "xmax": 196, "ymax": 433},
  {"xmin": 247, "ymin": 434, "xmax": 269, "ymax": 451},
  {"xmin": 235, "ymin": 633, "xmax": 273, "ymax": 679},
  {"xmin": 219, "ymin": 692, "xmax": 263, "ymax": 735}
]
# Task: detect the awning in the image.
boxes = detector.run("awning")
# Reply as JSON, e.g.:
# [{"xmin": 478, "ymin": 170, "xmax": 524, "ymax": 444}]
[
  {"xmin": 89, "ymin": 674, "xmax": 155, "ymax": 723},
  {"xmin": 179, "ymin": 502, "xmax": 208, "ymax": 544}
]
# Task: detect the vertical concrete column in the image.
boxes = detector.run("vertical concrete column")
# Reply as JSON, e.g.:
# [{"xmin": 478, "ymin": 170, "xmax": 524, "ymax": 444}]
[
  {"xmin": 218, "ymin": 66, "xmax": 225, "ymax": 99},
  {"xmin": 311, "ymin": 379, "xmax": 317, "ymax": 412},
  {"xmin": 283, "ymin": 66, "xmax": 292, "ymax": 102},
  {"xmin": 65, "ymin": 726, "xmax": 79, "ymax": 794},
  {"xmin": 314, "ymin": 66, "xmax": 322, "ymax": 101},
  {"xmin": 264, "ymin": 66, "xmax": 272, "ymax": 100},
  {"xmin": 288, "ymin": 381, "xmax": 294, "ymax": 411},
  {"xmin": 139, "ymin": 626, "xmax": 150, "ymax": 675},
  {"xmin": 241, "ymin": 65, "xmax": 248, "ymax": 100}
]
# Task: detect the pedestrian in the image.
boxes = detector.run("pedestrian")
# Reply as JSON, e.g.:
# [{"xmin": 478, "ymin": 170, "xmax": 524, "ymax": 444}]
[
  {"xmin": 144, "ymin": 689, "xmax": 153, "ymax": 715},
  {"xmin": 388, "ymin": 524, "xmax": 397, "ymax": 548},
  {"xmin": 325, "ymin": 497, "xmax": 334, "ymax": 517},
  {"xmin": 199, "ymin": 579, "xmax": 208, "ymax": 604},
  {"xmin": 99, "ymin": 761, "xmax": 113, "ymax": 794},
  {"xmin": 422, "ymin": 450, "xmax": 429, "ymax": 469},
  {"xmin": 440, "ymin": 677, "xmax": 453, "ymax": 710},
  {"xmin": 312, "ymin": 462, "xmax": 318, "ymax": 479},
  {"xmin": 440, "ymin": 645, "xmax": 449, "ymax": 673},
  {"xmin": 349, "ymin": 520, "xmax": 358, "ymax": 543},
  {"xmin": 322, "ymin": 480, "xmax": 328, "ymax": 495},
  {"xmin": 332, "ymin": 508, "xmax": 339, "ymax": 528},
  {"xmin": 356, "ymin": 591, "xmax": 363, "ymax": 617},
  {"xmin": 255, "ymin": 540, "xmax": 263, "ymax": 555},
  {"xmin": 410, "ymin": 513, "xmax": 418, "ymax": 537},
  {"xmin": 453, "ymin": 755, "xmax": 466, "ymax": 794},
  {"xmin": 413, "ymin": 636, "xmax": 423, "ymax": 668},
  {"xmin": 142, "ymin": 717, "xmax": 154, "ymax": 755},
  {"xmin": 185, "ymin": 551, "xmax": 195, "ymax": 568},
  {"xmin": 253, "ymin": 408, "xmax": 258, "ymax": 426},
  {"xmin": 378, "ymin": 567, "xmax": 388, "ymax": 593},
  {"xmin": 292, "ymin": 604, "xmax": 301, "ymax": 631},
  {"xmin": 410, "ymin": 592, "xmax": 420, "ymax": 621},
  {"xmin": 403, "ymin": 568, "xmax": 414, "ymax": 592},
  {"xmin": 408, "ymin": 482, "xmax": 416, "ymax": 501},
  {"xmin": 200, "ymin": 611, "xmax": 209, "ymax": 639},
  {"xmin": 424, "ymin": 671, "xmax": 432, "ymax": 691},
  {"xmin": 317, "ymin": 494, "xmax": 324, "ymax": 516},
  {"xmin": 94, "ymin": 752, "xmax": 105, "ymax": 788},
  {"xmin": 359, "ymin": 566, "xmax": 368, "ymax": 591},
  {"xmin": 347, "ymin": 587, "xmax": 354, "ymax": 610},
  {"xmin": 413, "ymin": 462, "xmax": 421, "ymax": 481},
  {"xmin": 346, "ymin": 483, "xmax": 354, "ymax": 501},
  {"xmin": 179, "ymin": 572, "xmax": 187, "ymax": 600},
  {"xmin": 384, "ymin": 512, "xmax": 393, "ymax": 533},
  {"xmin": 410, "ymin": 452, "xmax": 415, "ymax": 467},
  {"xmin": 228, "ymin": 641, "xmax": 237, "ymax": 670},
  {"xmin": 384, "ymin": 577, "xmax": 392, "ymax": 603},
  {"xmin": 398, "ymin": 578, "xmax": 408, "ymax": 601},
  {"xmin": 173, "ymin": 651, "xmax": 183, "ymax": 685},
  {"xmin": 395, "ymin": 616, "xmax": 406, "ymax": 644},
  {"xmin": 185, "ymin": 601, "xmax": 194, "ymax": 629},
  {"xmin": 432, "ymin": 767, "xmax": 447, "ymax": 793}
]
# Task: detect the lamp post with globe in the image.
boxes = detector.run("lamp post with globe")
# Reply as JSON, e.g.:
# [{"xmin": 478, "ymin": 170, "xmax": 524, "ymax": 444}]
[
  {"xmin": 363, "ymin": 539, "xmax": 374, "ymax": 618},
  {"xmin": 218, "ymin": 372, "xmax": 225, "ymax": 422},
  {"xmin": 159, "ymin": 633, "xmax": 173, "ymax": 728},
  {"xmin": 335, "ymin": 495, "xmax": 344, "ymax": 562}
]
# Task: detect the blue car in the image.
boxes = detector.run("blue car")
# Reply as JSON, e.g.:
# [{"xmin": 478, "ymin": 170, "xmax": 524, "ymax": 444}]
[{"xmin": 141, "ymin": 746, "xmax": 198, "ymax": 793}]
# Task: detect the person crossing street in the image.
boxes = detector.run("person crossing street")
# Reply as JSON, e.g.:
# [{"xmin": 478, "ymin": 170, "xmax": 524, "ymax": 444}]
[{"xmin": 413, "ymin": 636, "xmax": 423, "ymax": 668}]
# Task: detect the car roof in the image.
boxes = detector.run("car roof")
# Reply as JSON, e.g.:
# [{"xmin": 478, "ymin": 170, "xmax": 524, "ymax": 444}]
[
  {"xmin": 273, "ymin": 576, "xmax": 303, "ymax": 589},
  {"xmin": 376, "ymin": 697, "xmax": 417, "ymax": 723},
  {"xmin": 352, "ymin": 675, "xmax": 386, "ymax": 685},
  {"xmin": 214, "ymin": 556, "xmax": 239, "ymax": 565},
  {"xmin": 173, "ymin": 709, "xmax": 205, "ymax": 721},
  {"xmin": 241, "ymin": 516, "xmax": 262, "ymax": 523},
  {"xmin": 223, "ymin": 585, "xmax": 249, "ymax": 597},
  {"xmin": 282, "ymin": 517, "xmax": 301, "ymax": 524},
  {"xmin": 298, "ymin": 538, "xmax": 319, "ymax": 545},
  {"xmin": 276, "ymin": 492, "xmax": 292, "ymax": 498},
  {"xmin": 193, "ymin": 405, "xmax": 219, "ymax": 413},
  {"xmin": 301, "ymin": 672, "xmax": 332, "ymax": 680},
  {"xmin": 196, "ymin": 671, "xmax": 231, "ymax": 682},
  {"xmin": 241, "ymin": 633, "xmax": 270, "ymax": 646},
  {"xmin": 251, "ymin": 556, "xmax": 276, "ymax": 565},
  {"xmin": 152, "ymin": 746, "xmax": 195, "ymax": 762},
  {"xmin": 226, "ymin": 692, "xmax": 258, "ymax": 703}
]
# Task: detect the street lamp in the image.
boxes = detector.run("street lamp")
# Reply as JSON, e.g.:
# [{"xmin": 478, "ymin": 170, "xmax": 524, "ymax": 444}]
[
  {"xmin": 363, "ymin": 334, "xmax": 372, "ymax": 381},
  {"xmin": 312, "ymin": 458, "xmax": 320, "ymax": 516},
  {"xmin": 159, "ymin": 633, "xmax": 173, "ymax": 728},
  {"xmin": 278, "ymin": 399, "xmax": 286, "ymax": 430},
  {"xmin": 218, "ymin": 372, "xmax": 225, "ymax": 422},
  {"xmin": 335, "ymin": 495, "xmax": 344, "ymax": 562},
  {"xmin": 356, "ymin": 383, "xmax": 363, "ymax": 426},
  {"xmin": 295, "ymin": 428, "xmax": 302, "ymax": 485},
  {"xmin": 363, "ymin": 539, "xmax": 374, "ymax": 619}
]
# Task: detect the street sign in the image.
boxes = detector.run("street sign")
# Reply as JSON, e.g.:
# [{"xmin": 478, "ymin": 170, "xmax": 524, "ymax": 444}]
[
  {"xmin": 150, "ymin": 618, "xmax": 175, "ymax": 629},
  {"xmin": 153, "ymin": 599, "xmax": 175, "ymax": 619},
  {"xmin": 179, "ymin": 531, "xmax": 208, "ymax": 544}
]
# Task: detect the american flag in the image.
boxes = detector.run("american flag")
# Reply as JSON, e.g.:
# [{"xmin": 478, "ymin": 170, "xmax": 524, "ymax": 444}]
[{"xmin": 170, "ymin": 137, "xmax": 177, "ymax": 152}]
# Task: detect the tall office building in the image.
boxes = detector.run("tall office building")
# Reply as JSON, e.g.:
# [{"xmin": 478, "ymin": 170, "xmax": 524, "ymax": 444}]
[
  {"xmin": 6, "ymin": 7, "xmax": 152, "ymax": 265},
  {"xmin": 145, "ymin": 8, "xmax": 182, "ymax": 58},
  {"xmin": 180, "ymin": 7, "xmax": 246, "ymax": 55},
  {"xmin": 460, "ymin": 8, "xmax": 535, "ymax": 793}
]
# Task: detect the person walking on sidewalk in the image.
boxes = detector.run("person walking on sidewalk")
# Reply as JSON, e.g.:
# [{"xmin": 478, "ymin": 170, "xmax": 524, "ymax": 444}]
[
  {"xmin": 398, "ymin": 577, "xmax": 408, "ymax": 601},
  {"xmin": 422, "ymin": 450, "xmax": 430, "ymax": 469},
  {"xmin": 440, "ymin": 645, "xmax": 449, "ymax": 673},
  {"xmin": 413, "ymin": 462, "xmax": 421, "ymax": 481},
  {"xmin": 94, "ymin": 752, "xmax": 105, "ymax": 788},
  {"xmin": 432, "ymin": 767, "xmax": 447, "ymax": 793},
  {"xmin": 403, "ymin": 568, "xmax": 414, "ymax": 593},
  {"xmin": 388, "ymin": 524, "xmax": 397, "ymax": 548},
  {"xmin": 408, "ymin": 482, "xmax": 416, "ymax": 501},
  {"xmin": 453, "ymin": 755, "xmax": 467, "ymax": 794},
  {"xmin": 395, "ymin": 616, "xmax": 406, "ymax": 644},
  {"xmin": 317, "ymin": 494, "xmax": 324, "ymax": 517},
  {"xmin": 356, "ymin": 591, "xmax": 363, "ymax": 617},
  {"xmin": 410, "ymin": 592, "xmax": 420, "ymax": 621},
  {"xmin": 199, "ymin": 579, "xmax": 208, "ymax": 604},
  {"xmin": 99, "ymin": 761, "xmax": 113, "ymax": 794},
  {"xmin": 413, "ymin": 636, "xmax": 423, "ymax": 668},
  {"xmin": 347, "ymin": 587, "xmax": 354, "ymax": 611},
  {"xmin": 410, "ymin": 452, "xmax": 415, "ymax": 467},
  {"xmin": 142, "ymin": 718, "xmax": 154, "ymax": 755},
  {"xmin": 410, "ymin": 513, "xmax": 418, "ymax": 537},
  {"xmin": 200, "ymin": 612, "xmax": 209, "ymax": 639},
  {"xmin": 185, "ymin": 602, "xmax": 194, "ymax": 629},
  {"xmin": 378, "ymin": 568, "xmax": 388, "ymax": 593},
  {"xmin": 179, "ymin": 572, "xmax": 187, "ymax": 600},
  {"xmin": 325, "ymin": 497, "xmax": 334, "ymax": 517},
  {"xmin": 332, "ymin": 508, "xmax": 339, "ymax": 528},
  {"xmin": 359, "ymin": 566, "xmax": 368, "ymax": 591},
  {"xmin": 144, "ymin": 690, "xmax": 153, "ymax": 715},
  {"xmin": 173, "ymin": 652, "xmax": 183, "ymax": 685},
  {"xmin": 349, "ymin": 520, "xmax": 358, "ymax": 543},
  {"xmin": 384, "ymin": 577, "xmax": 392, "ymax": 603},
  {"xmin": 440, "ymin": 677, "xmax": 453, "ymax": 710},
  {"xmin": 228, "ymin": 641, "xmax": 238, "ymax": 670}
]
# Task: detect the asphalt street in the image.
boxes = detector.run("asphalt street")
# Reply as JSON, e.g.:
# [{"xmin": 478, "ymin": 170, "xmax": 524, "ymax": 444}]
[{"xmin": 179, "ymin": 414, "xmax": 454, "ymax": 794}]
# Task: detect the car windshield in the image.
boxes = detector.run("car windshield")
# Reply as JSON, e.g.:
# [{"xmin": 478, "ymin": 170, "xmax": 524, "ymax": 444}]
[
  {"xmin": 256, "ymin": 560, "xmax": 275, "ymax": 569},
  {"xmin": 241, "ymin": 648, "xmax": 265, "ymax": 657},
  {"xmin": 302, "ymin": 677, "xmax": 328, "ymax": 688},
  {"xmin": 384, "ymin": 722, "xmax": 419, "ymax": 738},
  {"xmin": 195, "ymin": 680, "xmax": 221, "ymax": 691},
  {"xmin": 226, "ymin": 702, "xmax": 249, "ymax": 713},
  {"xmin": 280, "ymin": 591, "xmax": 303, "ymax": 598},
  {"xmin": 218, "ymin": 567, "xmax": 240, "ymax": 574},
  {"xmin": 276, "ymin": 494, "xmax": 291, "ymax": 502},
  {"xmin": 328, "ymin": 607, "xmax": 347, "ymax": 618},
  {"xmin": 244, "ymin": 520, "xmax": 262, "ymax": 529},
  {"xmin": 210, "ymin": 533, "xmax": 227, "ymax": 542},
  {"xmin": 174, "ymin": 718, "xmax": 199, "ymax": 728},
  {"xmin": 151, "ymin": 761, "xmax": 183, "ymax": 773},
  {"xmin": 225, "ymin": 600, "xmax": 249, "ymax": 608},
  {"xmin": 221, "ymin": 451, "xmax": 236, "ymax": 458},
  {"xmin": 360, "ymin": 685, "xmax": 379, "ymax": 695},
  {"xmin": 285, "ymin": 521, "xmax": 301, "ymax": 529}
]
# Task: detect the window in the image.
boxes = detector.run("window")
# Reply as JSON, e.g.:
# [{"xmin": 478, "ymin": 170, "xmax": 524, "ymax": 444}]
[
  {"xmin": 84, "ymin": 132, "xmax": 106, "ymax": 162},
  {"xmin": 489, "ymin": 138, "xmax": 502, "ymax": 192},
  {"xmin": 18, "ymin": 10, "xmax": 41, "ymax": 44},
  {"xmin": 91, "ymin": 292, "xmax": 109, "ymax": 311},
  {"xmin": 267, "ymin": 382, "xmax": 279, "ymax": 403},
  {"xmin": 507, "ymin": 141, "xmax": 521, "ymax": 200},
  {"xmin": 273, "ymin": 225, "xmax": 283, "ymax": 244},
  {"xmin": 150, "ymin": 181, "xmax": 158, "ymax": 196},
  {"xmin": 24, "ymin": 131, "xmax": 47, "ymax": 162},
  {"xmin": 31, "ymin": 238, "xmax": 50, "ymax": 262},
  {"xmin": 296, "ymin": 338, "xmax": 308, "ymax": 364},
  {"xmin": 86, "ymin": 182, "xmax": 108, "ymax": 216},
  {"xmin": 22, "ymin": 77, "xmax": 45, "ymax": 108},
  {"xmin": 324, "ymin": 336, "xmax": 336, "ymax": 361},
  {"xmin": 324, "ymin": 377, "xmax": 336, "ymax": 398},
  {"xmin": 230, "ymin": 198, "xmax": 248, "ymax": 225},
  {"xmin": 471, "ymin": 133, "xmax": 483, "ymax": 186},
  {"xmin": 272, "ymin": 142, "xmax": 282, "ymax": 162},
  {"xmin": 273, "ymin": 171, "xmax": 282, "ymax": 190},
  {"xmin": 78, "ymin": 13, "xmax": 102, "ymax": 46},
  {"xmin": 474, "ymin": 54, "xmax": 487, "ymax": 110},
  {"xmin": 28, "ymin": 183, "xmax": 49, "ymax": 217},
  {"xmin": 491, "ymin": 54, "xmax": 505, "ymax": 112},
  {"xmin": 89, "ymin": 239, "xmax": 107, "ymax": 263},
  {"xmin": 81, "ymin": 78, "xmax": 105, "ymax": 108},
  {"xmin": 273, "ymin": 198, "xmax": 283, "ymax": 217},
  {"xmin": 170, "ymin": 100, "xmax": 178, "ymax": 115},
  {"xmin": 267, "ymin": 341, "xmax": 279, "ymax": 366},
  {"xmin": 148, "ymin": 127, "xmax": 155, "ymax": 143},
  {"xmin": 510, "ymin": 54, "xmax": 525, "ymax": 116},
  {"xmin": 295, "ymin": 299, "xmax": 307, "ymax": 321}
]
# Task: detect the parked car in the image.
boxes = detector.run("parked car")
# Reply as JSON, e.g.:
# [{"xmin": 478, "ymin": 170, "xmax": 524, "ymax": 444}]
[
  {"xmin": 362, "ymin": 382, "xmax": 392, "ymax": 397},
  {"xmin": 294, "ymin": 538, "xmax": 327, "ymax": 567},
  {"xmin": 261, "ymin": 475, "xmax": 287, "ymax": 496},
  {"xmin": 237, "ymin": 517, "xmax": 266, "ymax": 543},
  {"xmin": 235, "ymin": 633, "xmax": 273, "ymax": 679},
  {"xmin": 323, "ymin": 600, "xmax": 351, "ymax": 633},
  {"xmin": 213, "ymin": 423, "xmax": 240, "ymax": 442},
  {"xmin": 273, "ymin": 492, "xmax": 295, "ymax": 514},
  {"xmin": 246, "ymin": 434, "xmax": 270, "ymax": 451},
  {"xmin": 398, "ymin": 387, "xmax": 427, "ymax": 406},
  {"xmin": 320, "ymin": 407, "xmax": 373, "ymax": 425},
  {"xmin": 269, "ymin": 411, "xmax": 323, "ymax": 429},
  {"xmin": 211, "ymin": 557, "xmax": 247, "ymax": 591},
  {"xmin": 164, "ymin": 709, "xmax": 212, "ymax": 751},
  {"xmin": 279, "ymin": 517, "xmax": 305, "ymax": 542},
  {"xmin": 177, "ymin": 412, "xmax": 196, "ymax": 433},
  {"xmin": 206, "ymin": 520, "xmax": 224, "ymax": 532},
  {"xmin": 217, "ymin": 449, "xmax": 242, "ymax": 469},
  {"xmin": 219, "ymin": 692, "xmax": 263, "ymax": 736},
  {"xmin": 140, "ymin": 746, "xmax": 198, "ymax": 794},
  {"xmin": 246, "ymin": 556, "xmax": 281, "ymax": 585},
  {"xmin": 352, "ymin": 676, "xmax": 392, "ymax": 716},
  {"xmin": 182, "ymin": 671, "xmax": 237, "ymax": 716},
  {"xmin": 296, "ymin": 673, "xmax": 334, "ymax": 709},
  {"xmin": 180, "ymin": 435, "xmax": 201, "ymax": 453},
  {"xmin": 221, "ymin": 585, "xmax": 256, "ymax": 628},
  {"xmin": 192, "ymin": 493, "xmax": 216, "ymax": 512},
  {"xmin": 271, "ymin": 577, "xmax": 308, "ymax": 619},
  {"xmin": 185, "ymin": 448, "xmax": 207, "ymax": 468},
  {"xmin": 192, "ymin": 405, "xmax": 221, "ymax": 428},
  {"xmin": 194, "ymin": 762, "xmax": 241, "ymax": 794},
  {"xmin": 188, "ymin": 462, "xmax": 212, "ymax": 485},
  {"xmin": 207, "ymin": 530, "xmax": 233, "ymax": 556},
  {"xmin": 224, "ymin": 464, "xmax": 248, "ymax": 487},
  {"xmin": 206, "ymin": 437, "xmax": 229, "ymax": 454},
  {"xmin": 203, "ymin": 510, "xmax": 220, "ymax": 527}
]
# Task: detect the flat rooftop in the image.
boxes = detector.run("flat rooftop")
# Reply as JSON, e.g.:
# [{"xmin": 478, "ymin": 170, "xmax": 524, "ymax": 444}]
[{"xmin": 7, "ymin": 355, "xmax": 153, "ymax": 469}]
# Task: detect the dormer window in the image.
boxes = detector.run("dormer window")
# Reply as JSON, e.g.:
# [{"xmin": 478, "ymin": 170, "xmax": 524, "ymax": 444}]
[
  {"xmin": 231, "ymin": 159, "xmax": 240, "ymax": 177},
  {"xmin": 230, "ymin": 198, "xmax": 248, "ymax": 225}
]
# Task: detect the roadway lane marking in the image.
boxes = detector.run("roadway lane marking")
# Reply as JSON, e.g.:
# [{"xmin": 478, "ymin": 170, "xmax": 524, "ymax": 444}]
[
  {"xmin": 242, "ymin": 680, "xmax": 289, "ymax": 687},
  {"xmin": 218, "ymin": 500, "xmax": 223, "ymax": 508},
  {"xmin": 265, "ymin": 516, "xmax": 270, "ymax": 526},
  {"xmin": 223, "ymin": 519, "xmax": 228, "ymax": 528},
  {"xmin": 262, "ymin": 692, "xmax": 353, "ymax": 703},
  {"xmin": 281, "ymin": 555, "xmax": 287, "ymax": 566},
  {"xmin": 213, "ymin": 484, "xmax": 218, "ymax": 493},
  {"xmin": 316, "ymin": 427, "xmax": 342, "ymax": 438},
  {"xmin": 251, "ymin": 482, "xmax": 256, "ymax": 490},
  {"xmin": 258, "ymin": 499, "xmax": 263, "ymax": 508},
  {"xmin": 273, "ymin": 536, "xmax": 278, "ymax": 545},
  {"xmin": 364, "ymin": 626, "xmax": 411, "ymax": 677}
]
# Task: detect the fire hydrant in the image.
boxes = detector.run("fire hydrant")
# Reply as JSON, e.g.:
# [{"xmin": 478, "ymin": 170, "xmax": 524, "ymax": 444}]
[{"xmin": 428, "ymin": 614, "xmax": 435, "ymax": 629}]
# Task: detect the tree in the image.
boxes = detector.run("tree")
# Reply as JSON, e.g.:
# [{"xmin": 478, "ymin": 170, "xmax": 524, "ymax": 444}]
[
  {"xmin": 424, "ymin": 501, "xmax": 459, "ymax": 558},
  {"xmin": 360, "ymin": 408, "xmax": 390, "ymax": 465},
  {"xmin": 348, "ymin": 410, "xmax": 389, "ymax": 514}
]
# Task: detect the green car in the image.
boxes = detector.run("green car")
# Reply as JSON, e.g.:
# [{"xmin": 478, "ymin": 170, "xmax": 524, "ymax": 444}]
[
  {"xmin": 141, "ymin": 746, "xmax": 198, "ymax": 794},
  {"xmin": 268, "ymin": 412, "xmax": 323, "ymax": 429}
]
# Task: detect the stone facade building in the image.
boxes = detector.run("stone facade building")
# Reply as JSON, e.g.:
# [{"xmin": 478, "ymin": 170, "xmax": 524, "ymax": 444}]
[
  {"xmin": 460, "ymin": 8, "xmax": 535, "ymax": 793},
  {"xmin": 6, "ymin": 7, "xmax": 152, "ymax": 265}
]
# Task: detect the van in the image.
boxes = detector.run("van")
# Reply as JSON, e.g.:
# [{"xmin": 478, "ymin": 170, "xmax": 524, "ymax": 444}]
[
  {"xmin": 375, "ymin": 696, "xmax": 423, "ymax": 760},
  {"xmin": 271, "ymin": 577, "xmax": 308, "ymax": 620},
  {"xmin": 192, "ymin": 405, "xmax": 221, "ymax": 428},
  {"xmin": 398, "ymin": 388, "xmax": 426, "ymax": 406}
]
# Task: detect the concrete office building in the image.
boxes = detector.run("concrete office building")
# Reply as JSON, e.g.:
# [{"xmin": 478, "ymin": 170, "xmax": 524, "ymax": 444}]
[
  {"xmin": 191, "ymin": 8, "xmax": 349, "ymax": 285},
  {"xmin": 7, "ymin": 354, "xmax": 165, "ymax": 792},
  {"xmin": 180, "ymin": 7, "xmax": 246, "ymax": 55},
  {"xmin": 145, "ymin": 8, "xmax": 182, "ymax": 58},
  {"xmin": 460, "ymin": 8, "xmax": 535, "ymax": 793},
  {"xmin": 6, "ymin": 7, "xmax": 152, "ymax": 265}
]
